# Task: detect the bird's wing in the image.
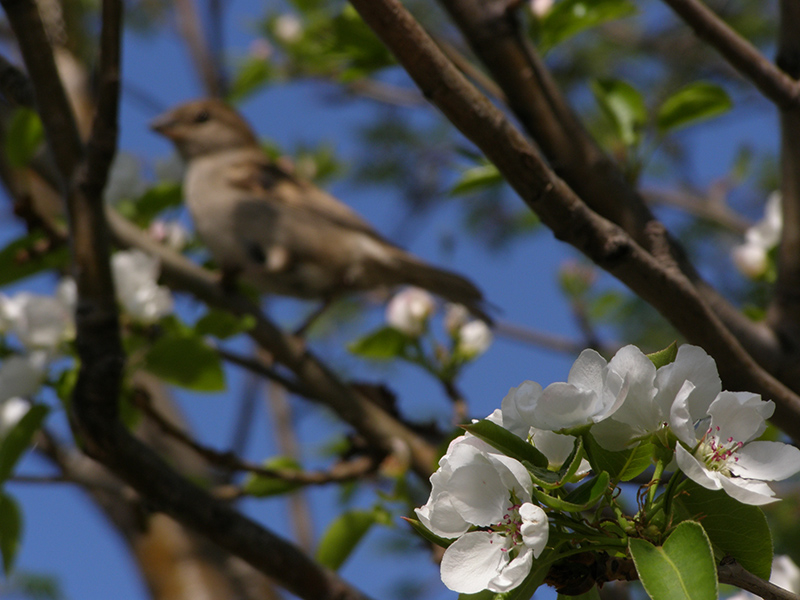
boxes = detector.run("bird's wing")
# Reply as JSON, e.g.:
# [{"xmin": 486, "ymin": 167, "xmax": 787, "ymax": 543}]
[{"xmin": 224, "ymin": 151, "xmax": 385, "ymax": 240}]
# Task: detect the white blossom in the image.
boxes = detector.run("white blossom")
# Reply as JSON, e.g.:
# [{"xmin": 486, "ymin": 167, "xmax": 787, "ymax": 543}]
[
  {"xmin": 530, "ymin": 0, "xmax": 554, "ymax": 16},
  {"xmin": 733, "ymin": 192, "xmax": 781, "ymax": 279},
  {"xmin": 592, "ymin": 345, "xmax": 721, "ymax": 450},
  {"xmin": 274, "ymin": 14, "xmax": 303, "ymax": 43},
  {"xmin": 112, "ymin": 249, "xmax": 173, "ymax": 323},
  {"xmin": 675, "ymin": 391, "xmax": 800, "ymax": 505},
  {"xmin": 444, "ymin": 303, "xmax": 470, "ymax": 336},
  {"xmin": 0, "ymin": 397, "xmax": 31, "ymax": 438},
  {"xmin": 456, "ymin": 319, "xmax": 493, "ymax": 358},
  {"xmin": 415, "ymin": 436, "xmax": 549, "ymax": 594},
  {"xmin": 0, "ymin": 286, "xmax": 75, "ymax": 351},
  {"xmin": 148, "ymin": 220, "xmax": 190, "ymax": 250},
  {"xmin": 385, "ymin": 287, "xmax": 435, "ymax": 337},
  {"xmin": 0, "ymin": 352, "xmax": 47, "ymax": 401},
  {"xmin": 504, "ymin": 348, "xmax": 627, "ymax": 432}
]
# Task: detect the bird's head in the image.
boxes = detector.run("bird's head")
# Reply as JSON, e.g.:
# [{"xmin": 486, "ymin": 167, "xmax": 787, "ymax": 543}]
[{"xmin": 150, "ymin": 99, "xmax": 259, "ymax": 159}]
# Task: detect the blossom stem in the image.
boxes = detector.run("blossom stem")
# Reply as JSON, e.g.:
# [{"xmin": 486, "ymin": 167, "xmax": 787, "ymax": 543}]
[{"xmin": 647, "ymin": 460, "xmax": 666, "ymax": 507}]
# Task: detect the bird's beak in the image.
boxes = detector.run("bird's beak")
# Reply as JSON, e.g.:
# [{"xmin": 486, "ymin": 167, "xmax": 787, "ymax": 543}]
[{"xmin": 150, "ymin": 113, "xmax": 177, "ymax": 137}]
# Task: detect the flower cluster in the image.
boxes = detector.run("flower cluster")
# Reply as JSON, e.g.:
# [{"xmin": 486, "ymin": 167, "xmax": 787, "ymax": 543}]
[
  {"xmin": 0, "ymin": 249, "xmax": 172, "ymax": 435},
  {"xmin": 385, "ymin": 287, "xmax": 492, "ymax": 359},
  {"xmin": 415, "ymin": 343, "xmax": 800, "ymax": 595}
]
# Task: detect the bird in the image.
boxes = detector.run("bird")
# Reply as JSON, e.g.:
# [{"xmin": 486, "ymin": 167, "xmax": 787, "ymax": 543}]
[{"xmin": 150, "ymin": 99, "xmax": 490, "ymax": 323}]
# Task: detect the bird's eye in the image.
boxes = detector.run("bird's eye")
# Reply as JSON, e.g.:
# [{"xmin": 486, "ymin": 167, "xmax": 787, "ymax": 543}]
[{"xmin": 194, "ymin": 110, "xmax": 211, "ymax": 124}]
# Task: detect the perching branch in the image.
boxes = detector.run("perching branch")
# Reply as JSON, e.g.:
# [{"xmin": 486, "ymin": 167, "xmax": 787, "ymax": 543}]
[
  {"xmin": 660, "ymin": 0, "xmax": 800, "ymax": 110},
  {"xmin": 347, "ymin": 0, "xmax": 800, "ymax": 443},
  {"xmin": 719, "ymin": 559, "xmax": 800, "ymax": 600}
]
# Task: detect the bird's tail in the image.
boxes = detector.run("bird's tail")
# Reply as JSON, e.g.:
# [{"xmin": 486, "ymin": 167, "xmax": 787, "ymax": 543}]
[{"xmin": 390, "ymin": 254, "xmax": 493, "ymax": 324}]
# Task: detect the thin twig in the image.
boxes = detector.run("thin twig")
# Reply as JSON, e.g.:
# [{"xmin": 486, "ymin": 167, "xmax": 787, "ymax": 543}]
[
  {"xmin": 660, "ymin": 0, "xmax": 800, "ymax": 110},
  {"xmin": 133, "ymin": 389, "xmax": 378, "ymax": 486},
  {"xmin": 173, "ymin": 0, "xmax": 222, "ymax": 97}
]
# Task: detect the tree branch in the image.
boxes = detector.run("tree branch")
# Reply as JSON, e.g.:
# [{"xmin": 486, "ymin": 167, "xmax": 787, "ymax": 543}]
[
  {"xmin": 719, "ymin": 559, "xmax": 800, "ymax": 600},
  {"xmin": 435, "ymin": 0, "xmax": 782, "ymax": 379},
  {"xmin": 348, "ymin": 0, "xmax": 800, "ymax": 443},
  {"xmin": 660, "ymin": 0, "xmax": 800, "ymax": 110}
]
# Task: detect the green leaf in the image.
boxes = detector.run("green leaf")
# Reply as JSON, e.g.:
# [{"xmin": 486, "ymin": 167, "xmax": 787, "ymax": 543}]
[
  {"xmin": 672, "ymin": 480, "xmax": 772, "ymax": 579},
  {"xmin": 647, "ymin": 342, "xmax": 678, "ymax": 369},
  {"xmin": 348, "ymin": 326, "xmax": 410, "ymax": 359},
  {"xmin": 591, "ymin": 79, "xmax": 647, "ymax": 146},
  {"xmin": 195, "ymin": 310, "xmax": 255, "ymax": 339},
  {"xmin": 534, "ymin": 472, "xmax": 609, "ymax": 512},
  {"xmin": 404, "ymin": 517, "xmax": 454, "ymax": 549},
  {"xmin": 0, "ymin": 492, "xmax": 22, "ymax": 574},
  {"xmin": 0, "ymin": 405, "xmax": 49, "ymax": 485},
  {"xmin": 656, "ymin": 82, "xmax": 733, "ymax": 133},
  {"xmin": 463, "ymin": 420, "xmax": 549, "ymax": 469},
  {"xmin": 242, "ymin": 457, "xmax": 304, "ymax": 497},
  {"xmin": 538, "ymin": 0, "xmax": 637, "ymax": 53},
  {"xmin": 315, "ymin": 507, "xmax": 389, "ymax": 570},
  {"xmin": 0, "ymin": 233, "xmax": 71, "ymax": 288},
  {"xmin": 629, "ymin": 521, "xmax": 718, "ymax": 600},
  {"xmin": 228, "ymin": 57, "xmax": 274, "ymax": 103},
  {"xmin": 5, "ymin": 107, "xmax": 44, "ymax": 168},
  {"xmin": 116, "ymin": 182, "xmax": 183, "ymax": 226},
  {"xmin": 450, "ymin": 164, "xmax": 503, "ymax": 196},
  {"xmin": 143, "ymin": 334, "xmax": 225, "ymax": 391},
  {"xmin": 583, "ymin": 433, "xmax": 652, "ymax": 481}
]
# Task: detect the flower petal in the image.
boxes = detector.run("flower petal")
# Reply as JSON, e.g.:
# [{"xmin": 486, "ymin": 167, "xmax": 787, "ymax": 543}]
[
  {"xmin": 675, "ymin": 444, "xmax": 723, "ymax": 491},
  {"xmin": 719, "ymin": 475, "xmax": 778, "ymax": 506},
  {"xmin": 731, "ymin": 441, "xmax": 800, "ymax": 482},
  {"xmin": 489, "ymin": 547, "xmax": 534, "ymax": 593},
  {"xmin": 519, "ymin": 503, "xmax": 549, "ymax": 558},
  {"xmin": 440, "ymin": 531, "xmax": 507, "ymax": 594},
  {"xmin": 655, "ymin": 345, "xmax": 720, "ymax": 420}
]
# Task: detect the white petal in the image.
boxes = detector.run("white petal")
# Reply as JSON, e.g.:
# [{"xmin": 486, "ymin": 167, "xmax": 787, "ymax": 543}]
[
  {"xmin": 440, "ymin": 531, "xmax": 507, "ymax": 594},
  {"xmin": 731, "ymin": 441, "xmax": 800, "ymax": 481},
  {"xmin": 489, "ymin": 547, "xmax": 534, "ymax": 593},
  {"xmin": 719, "ymin": 476, "xmax": 778, "ymax": 506},
  {"xmin": 447, "ymin": 458, "xmax": 510, "ymax": 526},
  {"xmin": 531, "ymin": 429, "xmax": 576, "ymax": 467},
  {"xmin": 519, "ymin": 503, "xmax": 549, "ymax": 557},
  {"xmin": 669, "ymin": 381, "xmax": 698, "ymax": 446},
  {"xmin": 708, "ymin": 392, "xmax": 773, "ymax": 443},
  {"xmin": 770, "ymin": 556, "xmax": 800, "ymax": 593},
  {"xmin": 590, "ymin": 418, "xmax": 639, "ymax": 451},
  {"xmin": 567, "ymin": 349, "xmax": 607, "ymax": 394},
  {"xmin": 415, "ymin": 494, "xmax": 469, "ymax": 539},
  {"xmin": 0, "ymin": 397, "xmax": 31, "ymax": 437},
  {"xmin": 674, "ymin": 444, "xmax": 722, "ymax": 490},
  {"xmin": 608, "ymin": 345, "xmax": 657, "ymax": 415},
  {"xmin": 503, "ymin": 381, "xmax": 543, "ymax": 431},
  {"xmin": 534, "ymin": 382, "xmax": 597, "ymax": 430},
  {"xmin": 655, "ymin": 345, "xmax": 720, "ymax": 420}
]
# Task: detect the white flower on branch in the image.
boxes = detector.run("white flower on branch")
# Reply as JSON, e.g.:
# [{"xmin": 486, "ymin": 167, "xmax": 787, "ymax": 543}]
[
  {"xmin": 415, "ymin": 435, "xmax": 549, "ymax": 594},
  {"xmin": 675, "ymin": 391, "xmax": 800, "ymax": 505},
  {"xmin": 111, "ymin": 249, "xmax": 174, "ymax": 323},
  {"xmin": 385, "ymin": 287, "xmax": 435, "ymax": 337}
]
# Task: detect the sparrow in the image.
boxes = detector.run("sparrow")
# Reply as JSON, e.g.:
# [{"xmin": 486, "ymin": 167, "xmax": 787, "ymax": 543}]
[{"xmin": 150, "ymin": 99, "xmax": 489, "ymax": 321}]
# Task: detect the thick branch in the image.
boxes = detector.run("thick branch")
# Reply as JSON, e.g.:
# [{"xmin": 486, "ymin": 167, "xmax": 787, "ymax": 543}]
[
  {"xmin": 661, "ymin": 0, "xmax": 800, "ymax": 110},
  {"xmin": 348, "ymin": 0, "xmax": 800, "ymax": 443},
  {"xmin": 436, "ymin": 0, "xmax": 782, "ymax": 377}
]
